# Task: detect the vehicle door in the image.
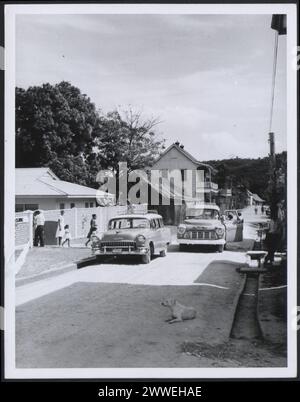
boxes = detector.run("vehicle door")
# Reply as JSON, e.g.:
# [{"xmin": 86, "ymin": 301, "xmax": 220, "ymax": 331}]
[
  {"xmin": 158, "ymin": 218, "xmax": 171, "ymax": 248},
  {"xmin": 154, "ymin": 218, "xmax": 164, "ymax": 251}
]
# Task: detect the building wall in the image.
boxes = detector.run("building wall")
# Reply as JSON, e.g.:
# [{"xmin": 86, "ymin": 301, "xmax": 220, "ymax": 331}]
[
  {"xmin": 15, "ymin": 211, "xmax": 33, "ymax": 248},
  {"xmin": 16, "ymin": 197, "xmax": 97, "ymax": 211},
  {"xmin": 15, "ymin": 221, "xmax": 31, "ymax": 247},
  {"xmin": 151, "ymin": 147, "xmax": 198, "ymax": 170}
]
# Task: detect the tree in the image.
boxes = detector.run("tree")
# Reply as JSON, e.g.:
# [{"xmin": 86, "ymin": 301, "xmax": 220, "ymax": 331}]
[
  {"xmin": 93, "ymin": 107, "xmax": 165, "ymax": 174},
  {"xmin": 16, "ymin": 84, "xmax": 165, "ymax": 189},
  {"xmin": 16, "ymin": 81, "xmax": 100, "ymax": 184}
]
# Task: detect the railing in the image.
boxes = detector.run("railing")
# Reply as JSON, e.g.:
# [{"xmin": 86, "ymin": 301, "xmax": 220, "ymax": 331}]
[
  {"xmin": 219, "ymin": 189, "xmax": 232, "ymax": 197},
  {"xmin": 204, "ymin": 182, "xmax": 219, "ymax": 191}
]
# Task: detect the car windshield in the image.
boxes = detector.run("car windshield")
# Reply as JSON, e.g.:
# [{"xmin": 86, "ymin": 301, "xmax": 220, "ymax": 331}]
[
  {"xmin": 186, "ymin": 208, "xmax": 219, "ymax": 219},
  {"xmin": 108, "ymin": 218, "xmax": 150, "ymax": 230}
]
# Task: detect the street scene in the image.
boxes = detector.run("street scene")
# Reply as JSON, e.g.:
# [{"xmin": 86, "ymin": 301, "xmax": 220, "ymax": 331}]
[
  {"xmin": 12, "ymin": 11, "xmax": 288, "ymax": 371},
  {"xmin": 15, "ymin": 206, "xmax": 287, "ymax": 368}
]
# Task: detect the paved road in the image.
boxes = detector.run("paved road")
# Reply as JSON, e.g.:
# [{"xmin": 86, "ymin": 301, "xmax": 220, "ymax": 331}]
[
  {"xmin": 16, "ymin": 246, "xmax": 247, "ymax": 306},
  {"xmin": 16, "ymin": 248, "xmax": 246, "ymax": 368}
]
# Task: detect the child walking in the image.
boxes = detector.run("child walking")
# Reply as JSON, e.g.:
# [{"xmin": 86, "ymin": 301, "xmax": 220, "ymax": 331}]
[{"xmin": 62, "ymin": 224, "xmax": 71, "ymax": 247}]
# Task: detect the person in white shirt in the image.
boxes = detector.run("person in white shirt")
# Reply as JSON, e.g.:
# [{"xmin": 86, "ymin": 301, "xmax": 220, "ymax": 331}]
[
  {"xmin": 62, "ymin": 224, "xmax": 71, "ymax": 247},
  {"xmin": 33, "ymin": 210, "xmax": 45, "ymax": 247},
  {"xmin": 55, "ymin": 210, "xmax": 65, "ymax": 246}
]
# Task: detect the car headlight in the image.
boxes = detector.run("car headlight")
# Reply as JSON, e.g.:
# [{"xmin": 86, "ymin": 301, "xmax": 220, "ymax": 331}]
[
  {"xmin": 136, "ymin": 234, "xmax": 146, "ymax": 244},
  {"xmin": 91, "ymin": 235, "xmax": 101, "ymax": 246},
  {"xmin": 216, "ymin": 227, "xmax": 225, "ymax": 237},
  {"xmin": 177, "ymin": 225, "xmax": 186, "ymax": 235}
]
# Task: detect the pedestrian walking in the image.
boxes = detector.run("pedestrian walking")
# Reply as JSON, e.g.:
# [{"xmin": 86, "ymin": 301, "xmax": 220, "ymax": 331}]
[
  {"xmin": 261, "ymin": 205, "xmax": 264, "ymax": 214},
  {"xmin": 62, "ymin": 224, "xmax": 71, "ymax": 247},
  {"xmin": 33, "ymin": 210, "xmax": 45, "ymax": 247},
  {"xmin": 55, "ymin": 210, "xmax": 65, "ymax": 246},
  {"xmin": 85, "ymin": 214, "xmax": 97, "ymax": 247},
  {"xmin": 254, "ymin": 206, "xmax": 258, "ymax": 215}
]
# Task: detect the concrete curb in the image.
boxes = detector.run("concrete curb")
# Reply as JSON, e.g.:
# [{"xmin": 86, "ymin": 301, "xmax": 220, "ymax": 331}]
[
  {"xmin": 14, "ymin": 242, "xmax": 30, "ymax": 275},
  {"xmin": 228, "ymin": 268, "xmax": 247, "ymax": 339},
  {"xmin": 16, "ymin": 262, "xmax": 77, "ymax": 287}
]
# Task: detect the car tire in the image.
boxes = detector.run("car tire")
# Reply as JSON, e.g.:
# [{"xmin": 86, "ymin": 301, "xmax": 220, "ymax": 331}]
[
  {"xmin": 160, "ymin": 248, "xmax": 167, "ymax": 257},
  {"xmin": 217, "ymin": 245, "xmax": 224, "ymax": 253},
  {"xmin": 141, "ymin": 248, "xmax": 151, "ymax": 264},
  {"xmin": 179, "ymin": 244, "xmax": 186, "ymax": 251}
]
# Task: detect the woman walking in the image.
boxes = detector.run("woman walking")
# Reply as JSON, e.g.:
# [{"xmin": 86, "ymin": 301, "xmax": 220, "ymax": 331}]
[{"xmin": 55, "ymin": 210, "xmax": 65, "ymax": 246}]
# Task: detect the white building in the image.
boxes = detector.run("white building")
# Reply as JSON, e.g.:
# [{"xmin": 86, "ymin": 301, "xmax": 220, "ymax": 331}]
[{"xmin": 15, "ymin": 167, "xmax": 114, "ymax": 212}]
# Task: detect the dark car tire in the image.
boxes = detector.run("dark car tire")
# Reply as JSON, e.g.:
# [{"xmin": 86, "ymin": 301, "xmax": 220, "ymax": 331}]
[
  {"xmin": 217, "ymin": 245, "xmax": 224, "ymax": 253},
  {"xmin": 142, "ymin": 250, "xmax": 151, "ymax": 264},
  {"xmin": 160, "ymin": 248, "xmax": 167, "ymax": 257},
  {"xmin": 179, "ymin": 244, "xmax": 186, "ymax": 251}
]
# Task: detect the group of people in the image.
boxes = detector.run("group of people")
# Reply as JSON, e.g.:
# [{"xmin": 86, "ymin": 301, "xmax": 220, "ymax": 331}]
[
  {"xmin": 33, "ymin": 210, "xmax": 98, "ymax": 248},
  {"xmin": 33, "ymin": 210, "xmax": 71, "ymax": 247}
]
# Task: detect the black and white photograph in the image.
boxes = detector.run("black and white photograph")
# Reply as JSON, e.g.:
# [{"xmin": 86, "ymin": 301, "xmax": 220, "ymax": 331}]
[{"xmin": 3, "ymin": 3, "xmax": 298, "ymax": 379}]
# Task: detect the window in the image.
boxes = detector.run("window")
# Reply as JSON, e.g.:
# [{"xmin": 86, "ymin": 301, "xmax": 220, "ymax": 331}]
[
  {"xmin": 85, "ymin": 202, "xmax": 89, "ymax": 208},
  {"xmin": 155, "ymin": 218, "xmax": 161, "ymax": 228},
  {"xmin": 15, "ymin": 204, "xmax": 24, "ymax": 212},
  {"xmin": 89, "ymin": 202, "xmax": 94, "ymax": 208},
  {"xmin": 109, "ymin": 218, "xmax": 150, "ymax": 230},
  {"xmin": 25, "ymin": 204, "xmax": 39, "ymax": 211},
  {"xmin": 59, "ymin": 203, "xmax": 65, "ymax": 210},
  {"xmin": 70, "ymin": 203, "xmax": 75, "ymax": 209},
  {"xmin": 150, "ymin": 219, "xmax": 156, "ymax": 229}
]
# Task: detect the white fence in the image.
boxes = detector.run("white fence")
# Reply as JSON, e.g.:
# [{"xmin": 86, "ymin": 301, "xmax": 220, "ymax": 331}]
[{"xmin": 15, "ymin": 205, "xmax": 128, "ymax": 246}]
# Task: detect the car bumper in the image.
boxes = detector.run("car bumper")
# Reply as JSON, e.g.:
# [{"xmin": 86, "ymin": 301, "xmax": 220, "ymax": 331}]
[
  {"xmin": 177, "ymin": 239, "xmax": 226, "ymax": 245},
  {"xmin": 92, "ymin": 247, "xmax": 149, "ymax": 256}
]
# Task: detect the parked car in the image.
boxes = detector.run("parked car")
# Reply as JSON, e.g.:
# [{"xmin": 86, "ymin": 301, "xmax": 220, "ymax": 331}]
[
  {"xmin": 177, "ymin": 204, "xmax": 244, "ymax": 252},
  {"xmin": 91, "ymin": 213, "xmax": 171, "ymax": 264}
]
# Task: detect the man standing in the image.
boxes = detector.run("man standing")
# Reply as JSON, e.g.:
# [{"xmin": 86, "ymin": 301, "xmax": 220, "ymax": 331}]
[
  {"xmin": 85, "ymin": 214, "xmax": 97, "ymax": 247},
  {"xmin": 33, "ymin": 210, "xmax": 45, "ymax": 247}
]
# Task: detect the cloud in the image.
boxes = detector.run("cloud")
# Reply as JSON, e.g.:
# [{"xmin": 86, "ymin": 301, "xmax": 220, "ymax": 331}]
[{"xmin": 15, "ymin": 13, "xmax": 287, "ymax": 160}]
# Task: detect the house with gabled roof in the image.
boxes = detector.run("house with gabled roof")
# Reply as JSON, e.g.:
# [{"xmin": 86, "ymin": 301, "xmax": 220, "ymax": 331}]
[
  {"xmin": 149, "ymin": 142, "xmax": 219, "ymax": 224},
  {"xmin": 150, "ymin": 141, "xmax": 218, "ymax": 202},
  {"xmin": 15, "ymin": 167, "xmax": 115, "ymax": 212}
]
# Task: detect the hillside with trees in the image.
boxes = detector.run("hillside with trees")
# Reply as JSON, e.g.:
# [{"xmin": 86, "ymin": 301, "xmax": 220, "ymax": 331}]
[{"xmin": 204, "ymin": 152, "xmax": 287, "ymax": 201}]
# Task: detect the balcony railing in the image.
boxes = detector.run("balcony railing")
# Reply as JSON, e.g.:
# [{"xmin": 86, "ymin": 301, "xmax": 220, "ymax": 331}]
[
  {"xmin": 204, "ymin": 181, "xmax": 219, "ymax": 191},
  {"xmin": 219, "ymin": 188, "xmax": 232, "ymax": 197}
]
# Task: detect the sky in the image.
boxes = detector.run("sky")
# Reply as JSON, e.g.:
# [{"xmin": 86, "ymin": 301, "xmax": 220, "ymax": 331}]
[{"xmin": 15, "ymin": 13, "xmax": 287, "ymax": 161}]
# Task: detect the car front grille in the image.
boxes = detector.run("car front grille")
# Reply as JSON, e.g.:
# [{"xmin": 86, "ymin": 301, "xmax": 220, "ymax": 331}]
[
  {"xmin": 100, "ymin": 241, "xmax": 136, "ymax": 249},
  {"xmin": 187, "ymin": 231, "xmax": 216, "ymax": 240}
]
